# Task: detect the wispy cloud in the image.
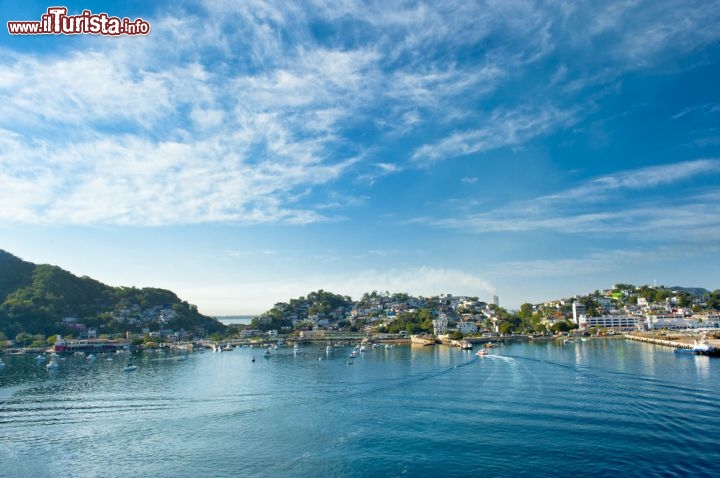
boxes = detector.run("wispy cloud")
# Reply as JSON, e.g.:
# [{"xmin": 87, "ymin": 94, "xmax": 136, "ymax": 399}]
[
  {"xmin": 430, "ymin": 159, "xmax": 720, "ymax": 238},
  {"xmin": 541, "ymin": 159, "xmax": 720, "ymax": 203},
  {"xmin": 2, "ymin": 0, "xmax": 719, "ymax": 226},
  {"xmin": 411, "ymin": 105, "xmax": 580, "ymax": 164}
]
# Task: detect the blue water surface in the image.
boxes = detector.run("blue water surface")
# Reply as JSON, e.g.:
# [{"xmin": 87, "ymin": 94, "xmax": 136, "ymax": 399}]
[{"xmin": 1, "ymin": 339, "xmax": 718, "ymax": 477}]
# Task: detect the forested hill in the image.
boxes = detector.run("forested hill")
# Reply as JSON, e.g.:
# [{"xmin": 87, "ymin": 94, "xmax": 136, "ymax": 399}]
[{"xmin": 0, "ymin": 249, "xmax": 224, "ymax": 338}]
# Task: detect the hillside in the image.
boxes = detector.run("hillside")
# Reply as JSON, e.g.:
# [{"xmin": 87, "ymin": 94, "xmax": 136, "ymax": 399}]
[
  {"xmin": 0, "ymin": 250, "xmax": 224, "ymax": 338},
  {"xmin": 668, "ymin": 286, "xmax": 711, "ymax": 297}
]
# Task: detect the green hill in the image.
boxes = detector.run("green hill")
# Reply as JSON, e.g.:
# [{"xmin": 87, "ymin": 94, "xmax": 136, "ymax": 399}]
[{"xmin": 0, "ymin": 250, "xmax": 224, "ymax": 339}]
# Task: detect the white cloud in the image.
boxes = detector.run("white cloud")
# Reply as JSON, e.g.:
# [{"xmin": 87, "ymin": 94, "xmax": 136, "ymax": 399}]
[
  {"xmin": 489, "ymin": 244, "xmax": 718, "ymax": 279},
  {"xmin": 543, "ymin": 159, "xmax": 720, "ymax": 202},
  {"xmin": 182, "ymin": 265, "xmax": 497, "ymax": 314},
  {"xmin": 411, "ymin": 105, "xmax": 580, "ymax": 164},
  {"xmin": 430, "ymin": 159, "xmax": 720, "ymax": 238},
  {"xmin": 2, "ymin": 1, "xmax": 719, "ymax": 226}
]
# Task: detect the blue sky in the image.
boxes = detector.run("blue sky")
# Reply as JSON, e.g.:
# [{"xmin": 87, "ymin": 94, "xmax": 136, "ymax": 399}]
[{"xmin": 1, "ymin": 1, "xmax": 719, "ymax": 315}]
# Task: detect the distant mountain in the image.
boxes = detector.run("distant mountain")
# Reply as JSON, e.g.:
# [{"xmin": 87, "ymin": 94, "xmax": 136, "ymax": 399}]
[
  {"xmin": 0, "ymin": 249, "xmax": 225, "ymax": 338},
  {"xmin": 668, "ymin": 286, "xmax": 711, "ymax": 297}
]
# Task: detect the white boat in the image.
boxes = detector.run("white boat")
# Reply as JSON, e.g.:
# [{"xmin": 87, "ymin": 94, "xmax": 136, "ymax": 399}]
[
  {"xmin": 475, "ymin": 349, "xmax": 488, "ymax": 356},
  {"xmin": 123, "ymin": 357, "xmax": 137, "ymax": 371},
  {"xmin": 691, "ymin": 335, "xmax": 712, "ymax": 353},
  {"xmin": 35, "ymin": 354, "xmax": 46, "ymax": 364},
  {"xmin": 46, "ymin": 359, "xmax": 60, "ymax": 370},
  {"xmin": 263, "ymin": 347, "xmax": 272, "ymax": 358},
  {"xmin": 326, "ymin": 345, "xmax": 332, "ymax": 352},
  {"xmin": 459, "ymin": 340, "xmax": 473, "ymax": 350},
  {"xmin": 349, "ymin": 350, "xmax": 359, "ymax": 358}
]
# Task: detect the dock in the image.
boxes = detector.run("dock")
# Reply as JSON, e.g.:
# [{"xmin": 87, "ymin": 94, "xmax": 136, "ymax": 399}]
[{"xmin": 625, "ymin": 333, "xmax": 720, "ymax": 356}]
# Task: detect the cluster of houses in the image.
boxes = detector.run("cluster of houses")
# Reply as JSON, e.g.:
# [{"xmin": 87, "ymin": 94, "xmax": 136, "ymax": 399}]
[
  {"xmin": 249, "ymin": 286, "xmax": 720, "ymax": 338},
  {"xmin": 548, "ymin": 286, "xmax": 720, "ymax": 332},
  {"xmin": 60, "ymin": 304, "xmax": 182, "ymax": 339},
  {"xmin": 245, "ymin": 292, "xmax": 503, "ymax": 338}
]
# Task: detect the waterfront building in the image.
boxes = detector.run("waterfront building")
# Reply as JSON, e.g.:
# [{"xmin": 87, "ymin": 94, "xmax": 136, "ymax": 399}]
[
  {"xmin": 433, "ymin": 317, "xmax": 448, "ymax": 336},
  {"xmin": 644, "ymin": 314, "xmax": 702, "ymax": 330},
  {"xmin": 580, "ymin": 315, "xmax": 640, "ymax": 331},
  {"xmin": 53, "ymin": 335, "xmax": 130, "ymax": 354}
]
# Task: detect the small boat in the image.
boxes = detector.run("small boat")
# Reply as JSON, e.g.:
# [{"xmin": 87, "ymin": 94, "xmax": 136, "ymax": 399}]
[
  {"xmin": 475, "ymin": 349, "xmax": 488, "ymax": 356},
  {"xmin": 46, "ymin": 359, "xmax": 60, "ymax": 370},
  {"xmin": 692, "ymin": 335, "xmax": 712, "ymax": 353},
  {"xmin": 326, "ymin": 345, "xmax": 332, "ymax": 352},
  {"xmin": 459, "ymin": 340, "xmax": 473, "ymax": 350},
  {"xmin": 123, "ymin": 358, "xmax": 137, "ymax": 371},
  {"xmin": 0, "ymin": 358, "xmax": 5, "ymax": 368},
  {"xmin": 349, "ymin": 350, "xmax": 359, "ymax": 358},
  {"xmin": 35, "ymin": 354, "xmax": 46, "ymax": 364},
  {"xmin": 263, "ymin": 347, "xmax": 272, "ymax": 358}
]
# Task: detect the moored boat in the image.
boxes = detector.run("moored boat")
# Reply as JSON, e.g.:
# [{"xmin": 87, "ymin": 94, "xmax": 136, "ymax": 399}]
[{"xmin": 459, "ymin": 340, "xmax": 473, "ymax": 350}]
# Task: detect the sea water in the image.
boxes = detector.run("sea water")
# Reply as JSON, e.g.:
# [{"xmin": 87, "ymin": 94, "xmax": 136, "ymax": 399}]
[{"xmin": 1, "ymin": 339, "xmax": 719, "ymax": 477}]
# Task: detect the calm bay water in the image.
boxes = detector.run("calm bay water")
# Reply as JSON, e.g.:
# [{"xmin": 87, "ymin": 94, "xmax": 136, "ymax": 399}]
[{"xmin": 1, "ymin": 339, "xmax": 719, "ymax": 477}]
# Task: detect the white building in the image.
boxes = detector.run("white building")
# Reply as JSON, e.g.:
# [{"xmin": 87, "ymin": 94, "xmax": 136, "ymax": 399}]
[
  {"xmin": 457, "ymin": 321, "xmax": 478, "ymax": 334},
  {"xmin": 645, "ymin": 314, "xmax": 701, "ymax": 330},
  {"xmin": 433, "ymin": 317, "xmax": 448, "ymax": 336},
  {"xmin": 581, "ymin": 315, "xmax": 640, "ymax": 331},
  {"xmin": 572, "ymin": 302, "xmax": 586, "ymax": 326}
]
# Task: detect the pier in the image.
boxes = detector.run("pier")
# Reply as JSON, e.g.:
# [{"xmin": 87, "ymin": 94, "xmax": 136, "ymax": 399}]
[{"xmin": 625, "ymin": 332, "xmax": 720, "ymax": 356}]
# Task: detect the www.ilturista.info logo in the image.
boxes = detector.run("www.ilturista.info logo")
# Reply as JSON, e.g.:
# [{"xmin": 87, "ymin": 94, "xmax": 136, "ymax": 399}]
[{"xmin": 7, "ymin": 7, "xmax": 150, "ymax": 36}]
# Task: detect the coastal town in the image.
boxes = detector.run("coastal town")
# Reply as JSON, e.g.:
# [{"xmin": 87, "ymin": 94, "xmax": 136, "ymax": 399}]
[{"xmin": 3, "ymin": 280, "xmax": 720, "ymax": 357}]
